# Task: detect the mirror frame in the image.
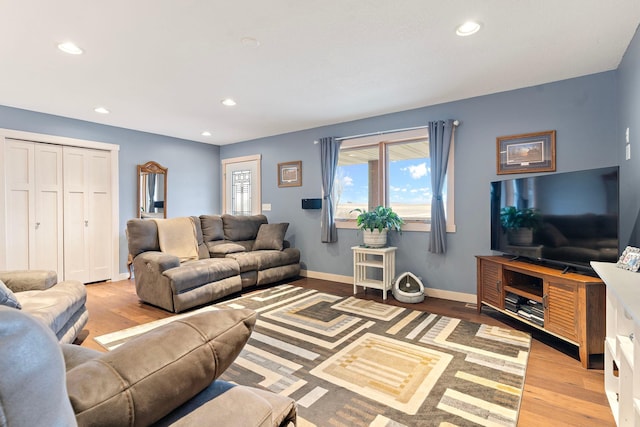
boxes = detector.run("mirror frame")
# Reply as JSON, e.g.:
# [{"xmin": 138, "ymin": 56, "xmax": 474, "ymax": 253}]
[{"xmin": 137, "ymin": 161, "xmax": 168, "ymax": 218}]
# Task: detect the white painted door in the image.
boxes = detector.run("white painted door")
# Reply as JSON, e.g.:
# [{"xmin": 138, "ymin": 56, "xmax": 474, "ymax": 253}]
[
  {"xmin": 33, "ymin": 143, "xmax": 63, "ymax": 275},
  {"xmin": 5, "ymin": 140, "xmax": 63, "ymax": 275},
  {"xmin": 63, "ymin": 147, "xmax": 111, "ymax": 283},
  {"xmin": 5, "ymin": 140, "xmax": 34, "ymax": 270},
  {"xmin": 222, "ymin": 155, "xmax": 261, "ymax": 215}
]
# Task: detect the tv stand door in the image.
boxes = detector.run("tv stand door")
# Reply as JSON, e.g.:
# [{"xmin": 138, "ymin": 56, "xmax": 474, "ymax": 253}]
[
  {"xmin": 544, "ymin": 279, "xmax": 578, "ymax": 342},
  {"xmin": 477, "ymin": 258, "xmax": 504, "ymax": 312}
]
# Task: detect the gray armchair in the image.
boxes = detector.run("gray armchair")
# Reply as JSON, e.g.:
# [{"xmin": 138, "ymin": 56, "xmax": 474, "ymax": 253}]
[{"xmin": 0, "ymin": 270, "xmax": 88, "ymax": 343}]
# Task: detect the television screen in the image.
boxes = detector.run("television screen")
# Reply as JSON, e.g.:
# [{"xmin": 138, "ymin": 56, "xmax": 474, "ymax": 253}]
[{"xmin": 491, "ymin": 166, "xmax": 619, "ymax": 273}]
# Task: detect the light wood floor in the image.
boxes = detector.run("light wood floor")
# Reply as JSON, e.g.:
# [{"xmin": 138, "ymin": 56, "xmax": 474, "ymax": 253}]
[{"xmin": 79, "ymin": 277, "xmax": 615, "ymax": 427}]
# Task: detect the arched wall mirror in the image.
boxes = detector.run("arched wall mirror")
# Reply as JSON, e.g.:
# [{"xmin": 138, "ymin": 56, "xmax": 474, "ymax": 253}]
[{"xmin": 138, "ymin": 161, "xmax": 167, "ymax": 218}]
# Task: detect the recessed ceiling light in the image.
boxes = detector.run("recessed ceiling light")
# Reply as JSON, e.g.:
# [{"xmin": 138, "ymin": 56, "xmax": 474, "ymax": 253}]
[
  {"xmin": 241, "ymin": 37, "xmax": 260, "ymax": 48},
  {"xmin": 221, "ymin": 98, "xmax": 237, "ymax": 107},
  {"xmin": 94, "ymin": 106, "xmax": 110, "ymax": 114},
  {"xmin": 456, "ymin": 21, "xmax": 481, "ymax": 37},
  {"xmin": 57, "ymin": 42, "xmax": 83, "ymax": 55},
  {"xmin": 201, "ymin": 131, "xmax": 212, "ymax": 136}
]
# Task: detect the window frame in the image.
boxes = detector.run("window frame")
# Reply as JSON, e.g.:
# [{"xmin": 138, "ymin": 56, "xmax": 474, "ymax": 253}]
[{"xmin": 335, "ymin": 129, "xmax": 456, "ymax": 233}]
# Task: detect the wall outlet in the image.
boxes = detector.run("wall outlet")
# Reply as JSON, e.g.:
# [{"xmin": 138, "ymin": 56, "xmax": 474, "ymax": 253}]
[{"xmin": 262, "ymin": 203, "xmax": 272, "ymax": 211}]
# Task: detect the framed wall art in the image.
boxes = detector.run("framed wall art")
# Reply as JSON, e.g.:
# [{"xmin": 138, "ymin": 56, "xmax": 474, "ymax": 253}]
[
  {"xmin": 496, "ymin": 130, "xmax": 556, "ymax": 175},
  {"xmin": 277, "ymin": 160, "xmax": 302, "ymax": 187}
]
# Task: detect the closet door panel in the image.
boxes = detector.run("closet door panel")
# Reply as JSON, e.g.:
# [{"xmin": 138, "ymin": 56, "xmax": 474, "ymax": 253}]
[
  {"xmin": 34, "ymin": 144, "xmax": 63, "ymax": 274},
  {"xmin": 6, "ymin": 191, "xmax": 30, "ymax": 269},
  {"xmin": 5, "ymin": 141, "xmax": 34, "ymax": 270},
  {"xmin": 63, "ymin": 146, "xmax": 111, "ymax": 283},
  {"xmin": 88, "ymin": 150, "xmax": 111, "ymax": 281},
  {"xmin": 63, "ymin": 190, "xmax": 88, "ymax": 282}
]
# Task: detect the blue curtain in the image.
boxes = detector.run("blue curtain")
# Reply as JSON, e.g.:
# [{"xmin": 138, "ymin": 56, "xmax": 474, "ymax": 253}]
[
  {"xmin": 428, "ymin": 120, "xmax": 455, "ymax": 253},
  {"xmin": 320, "ymin": 137, "xmax": 342, "ymax": 243}
]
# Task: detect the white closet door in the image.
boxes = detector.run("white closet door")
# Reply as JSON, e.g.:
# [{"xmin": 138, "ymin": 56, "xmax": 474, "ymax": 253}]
[
  {"xmin": 5, "ymin": 140, "xmax": 34, "ymax": 270},
  {"xmin": 5, "ymin": 141, "xmax": 63, "ymax": 275},
  {"xmin": 87, "ymin": 150, "xmax": 111, "ymax": 281},
  {"xmin": 33, "ymin": 144, "xmax": 63, "ymax": 275},
  {"xmin": 63, "ymin": 146, "xmax": 111, "ymax": 283}
]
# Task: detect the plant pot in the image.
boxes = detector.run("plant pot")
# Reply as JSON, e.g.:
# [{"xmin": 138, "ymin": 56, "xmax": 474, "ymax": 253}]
[
  {"xmin": 507, "ymin": 228, "xmax": 533, "ymax": 246},
  {"xmin": 363, "ymin": 229, "xmax": 388, "ymax": 248}
]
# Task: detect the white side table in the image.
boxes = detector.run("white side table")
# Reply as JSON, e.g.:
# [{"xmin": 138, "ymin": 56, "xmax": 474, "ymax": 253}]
[{"xmin": 352, "ymin": 246, "xmax": 397, "ymax": 301}]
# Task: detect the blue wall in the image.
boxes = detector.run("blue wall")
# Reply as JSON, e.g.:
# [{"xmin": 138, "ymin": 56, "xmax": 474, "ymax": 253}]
[
  {"xmin": 4, "ymin": 31, "xmax": 639, "ymax": 293},
  {"xmin": 617, "ymin": 25, "xmax": 640, "ymax": 248},
  {"xmin": 221, "ymin": 71, "xmax": 619, "ymax": 295},
  {"xmin": 0, "ymin": 106, "xmax": 221, "ymax": 272}
]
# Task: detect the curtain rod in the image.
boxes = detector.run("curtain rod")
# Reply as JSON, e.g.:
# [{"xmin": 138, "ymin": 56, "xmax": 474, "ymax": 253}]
[{"xmin": 335, "ymin": 120, "xmax": 459, "ymax": 142}]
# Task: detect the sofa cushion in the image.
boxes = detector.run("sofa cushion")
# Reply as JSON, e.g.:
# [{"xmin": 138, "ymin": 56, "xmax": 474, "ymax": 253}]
[
  {"xmin": 256, "ymin": 248, "xmax": 301, "ymax": 270},
  {"xmin": 200, "ymin": 215, "xmax": 224, "ymax": 241},
  {"xmin": 127, "ymin": 219, "xmax": 161, "ymax": 257},
  {"xmin": 208, "ymin": 242, "xmax": 247, "ymax": 257},
  {"xmin": 0, "ymin": 270, "xmax": 58, "ymax": 292},
  {"xmin": 67, "ymin": 309, "xmax": 257, "ymax": 427},
  {"xmin": 164, "ymin": 259, "xmax": 240, "ymax": 293},
  {"xmin": 154, "ymin": 381, "xmax": 297, "ymax": 427},
  {"xmin": 226, "ymin": 252, "xmax": 260, "ymax": 273},
  {"xmin": 191, "ymin": 216, "xmax": 210, "ymax": 259},
  {"xmin": 253, "ymin": 223, "xmax": 289, "ymax": 251},
  {"xmin": 16, "ymin": 280, "xmax": 87, "ymax": 337},
  {"xmin": 0, "ymin": 280, "xmax": 21, "ymax": 309},
  {"xmin": 222, "ymin": 214, "xmax": 268, "ymax": 241}
]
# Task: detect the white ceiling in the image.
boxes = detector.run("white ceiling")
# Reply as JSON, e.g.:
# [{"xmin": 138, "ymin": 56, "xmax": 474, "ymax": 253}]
[{"xmin": 2, "ymin": 1, "xmax": 639, "ymax": 146}]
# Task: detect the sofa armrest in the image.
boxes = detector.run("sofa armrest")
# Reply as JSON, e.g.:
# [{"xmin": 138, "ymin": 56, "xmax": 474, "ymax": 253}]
[
  {"xmin": 0, "ymin": 270, "xmax": 58, "ymax": 292},
  {"xmin": 135, "ymin": 251, "xmax": 181, "ymax": 273}
]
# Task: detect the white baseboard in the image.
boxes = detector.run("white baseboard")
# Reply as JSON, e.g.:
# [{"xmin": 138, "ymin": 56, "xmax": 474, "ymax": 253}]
[{"xmin": 300, "ymin": 269, "xmax": 476, "ymax": 304}]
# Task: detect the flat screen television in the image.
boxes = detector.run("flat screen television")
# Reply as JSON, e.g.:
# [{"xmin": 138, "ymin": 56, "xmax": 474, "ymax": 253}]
[{"xmin": 490, "ymin": 166, "xmax": 619, "ymax": 274}]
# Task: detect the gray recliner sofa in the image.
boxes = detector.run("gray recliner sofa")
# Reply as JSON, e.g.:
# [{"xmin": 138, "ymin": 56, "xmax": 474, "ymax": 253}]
[
  {"xmin": 0, "ymin": 270, "xmax": 88, "ymax": 343},
  {"xmin": 0, "ymin": 305, "xmax": 297, "ymax": 426},
  {"xmin": 127, "ymin": 214, "xmax": 301, "ymax": 313}
]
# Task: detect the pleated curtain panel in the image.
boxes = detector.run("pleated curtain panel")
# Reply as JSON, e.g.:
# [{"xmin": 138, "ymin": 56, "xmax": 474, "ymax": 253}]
[
  {"xmin": 320, "ymin": 137, "xmax": 342, "ymax": 243},
  {"xmin": 428, "ymin": 119, "xmax": 456, "ymax": 254}
]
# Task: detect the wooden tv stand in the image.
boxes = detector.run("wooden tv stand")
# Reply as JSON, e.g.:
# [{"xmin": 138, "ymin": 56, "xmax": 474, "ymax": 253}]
[{"xmin": 476, "ymin": 255, "xmax": 605, "ymax": 368}]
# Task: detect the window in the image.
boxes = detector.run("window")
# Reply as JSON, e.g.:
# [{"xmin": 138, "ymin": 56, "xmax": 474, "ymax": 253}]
[{"xmin": 334, "ymin": 129, "xmax": 455, "ymax": 232}]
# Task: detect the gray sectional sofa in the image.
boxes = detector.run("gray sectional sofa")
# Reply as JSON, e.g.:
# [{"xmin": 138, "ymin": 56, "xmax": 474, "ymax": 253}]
[{"xmin": 127, "ymin": 214, "xmax": 300, "ymax": 313}]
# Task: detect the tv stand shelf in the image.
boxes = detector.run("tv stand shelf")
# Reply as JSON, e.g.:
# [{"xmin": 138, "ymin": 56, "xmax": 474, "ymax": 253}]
[{"xmin": 477, "ymin": 255, "xmax": 606, "ymax": 368}]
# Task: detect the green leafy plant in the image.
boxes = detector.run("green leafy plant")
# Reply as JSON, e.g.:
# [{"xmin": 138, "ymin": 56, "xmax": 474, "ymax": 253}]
[
  {"xmin": 499, "ymin": 206, "xmax": 541, "ymax": 231},
  {"xmin": 351, "ymin": 205, "xmax": 404, "ymax": 232}
]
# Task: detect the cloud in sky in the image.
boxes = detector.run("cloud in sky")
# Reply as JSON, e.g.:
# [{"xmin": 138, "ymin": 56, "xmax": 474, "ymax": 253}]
[
  {"xmin": 342, "ymin": 176, "xmax": 354, "ymax": 186},
  {"xmin": 402, "ymin": 162, "xmax": 428, "ymax": 180}
]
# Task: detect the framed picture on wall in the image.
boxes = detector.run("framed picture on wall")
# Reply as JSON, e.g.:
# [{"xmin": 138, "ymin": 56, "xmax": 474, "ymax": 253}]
[
  {"xmin": 278, "ymin": 161, "xmax": 302, "ymax": 187},
  {"xmin": 497, "ymin": 130, "xmax": 556, "ymax": 175}
]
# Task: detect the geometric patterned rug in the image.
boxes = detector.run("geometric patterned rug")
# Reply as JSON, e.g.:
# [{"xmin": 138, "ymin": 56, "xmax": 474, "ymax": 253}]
[{"xmin": 95, "ymin": 284, "xmax": 531, "ymax": 427}]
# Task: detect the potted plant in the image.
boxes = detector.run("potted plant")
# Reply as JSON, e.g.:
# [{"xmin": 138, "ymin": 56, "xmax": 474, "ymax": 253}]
[
  {"xmin": 499, "ymin": 206, "xmax": 541, "ymax": 246},
  {"xmin": 351, "ymin": 205, "xmax": 404, "ymax": 248}
]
